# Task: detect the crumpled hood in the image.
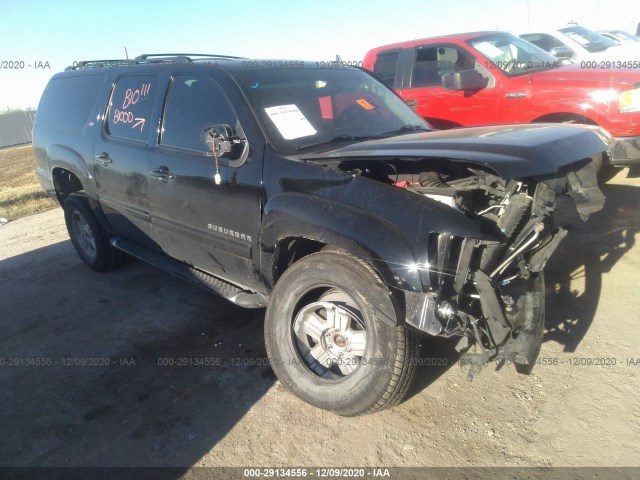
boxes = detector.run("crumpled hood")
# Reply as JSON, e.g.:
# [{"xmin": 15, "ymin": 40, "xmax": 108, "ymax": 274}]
[{"xmin": 299, "ymin": 123, "xmax": 613, "ymax": 180}]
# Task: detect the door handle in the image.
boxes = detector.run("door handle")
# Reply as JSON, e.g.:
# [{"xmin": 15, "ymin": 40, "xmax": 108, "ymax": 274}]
[
  {"xmin": 95, "ymin": 152, "xmax": 112, "ymax": 166},
  {"xmin": 149, "ymin": 166, "xmax": 175, "ymax": 180}
]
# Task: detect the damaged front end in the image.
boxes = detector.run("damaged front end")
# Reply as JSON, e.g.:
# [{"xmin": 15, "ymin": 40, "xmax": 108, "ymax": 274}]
[{"xmin": 403, "ymin": 157, "xmax": 604, "ymax": 379}]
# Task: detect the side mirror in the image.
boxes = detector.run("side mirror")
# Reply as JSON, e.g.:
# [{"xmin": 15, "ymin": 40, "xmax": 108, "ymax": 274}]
[
  {"xmin": 549, "ymin": 46, "xmax": 574, "ymax": 61},
  {"xmin": 442, "ymin": 69, "xmax": 488, "ymax": 91},
  {"xmin": 205, "ymin": 124, "xmax": 234, "ymax": 156},
  {"xmin": 204, "ymin": 124, "xmax": 248, "ymax": 164},
  {"xmin": 405, "ymin": 99, "xmax": 417, "ymax": 111}
]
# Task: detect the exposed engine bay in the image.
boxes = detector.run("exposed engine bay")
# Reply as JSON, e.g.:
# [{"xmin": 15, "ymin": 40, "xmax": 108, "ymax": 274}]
[{"xmin": 342, "ymin": 157, "xmax": 605, "ymax": 379}]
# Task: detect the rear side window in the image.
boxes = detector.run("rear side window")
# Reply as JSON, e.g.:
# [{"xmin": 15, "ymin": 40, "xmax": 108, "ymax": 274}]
[
  {"xmin": 36, "ymin": 75, "xmax": 106, "ymax": 132},
  {"xmin": 106, "ymin": 75, "xmax": 157, "ymax": 142},
  {"xmin": 160, "ymin": 75, "xmax": 239, "ymax": 153},
  {"xmin": 373, "ymin": 51, "xmax": 400, "ymax": 87},
  {"xmin": 521, "ymin": 33, "xmax": 563, "ymax": 51}
]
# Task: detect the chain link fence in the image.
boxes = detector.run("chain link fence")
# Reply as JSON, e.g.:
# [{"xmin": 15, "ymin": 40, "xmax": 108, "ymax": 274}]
[{"xmin": 0, "ymin": 110, "xmax": 36, "ymax": 148}]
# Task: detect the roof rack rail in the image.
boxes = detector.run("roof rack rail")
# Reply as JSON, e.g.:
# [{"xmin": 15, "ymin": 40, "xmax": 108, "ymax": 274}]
[
  {"xmin": 65, "ymin": 59, "xmax": 135, "ymax": 71},
  {"xmin": 134, "ymin": 53, "xmax": 244, "ymax": 62},
  {"xmin": 65, "ymin": 53, "xmax": 244, "ymax": 71}
]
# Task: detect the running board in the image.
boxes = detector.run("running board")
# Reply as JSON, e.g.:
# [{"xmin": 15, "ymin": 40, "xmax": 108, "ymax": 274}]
[{"xmin": 111, "ymin": 237, "xmax": 268, "ymax": 308}]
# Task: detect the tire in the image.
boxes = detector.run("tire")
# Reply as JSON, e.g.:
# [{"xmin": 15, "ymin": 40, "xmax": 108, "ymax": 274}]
[
  {"xmin": 264, "ymin": 251, "xmax": 419, "ymax": 416},
  {"xmin": 593, "ymin": 152, "xmax": 617, "ymax": 183},
  {"xmin": 63, "ymin": 193, "xmax": 122, "ymax": 271}
]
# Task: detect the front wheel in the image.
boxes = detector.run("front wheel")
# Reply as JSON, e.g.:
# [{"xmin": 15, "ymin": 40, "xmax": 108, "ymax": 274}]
[{"xmin": 264, "ymin": 251, "xmax": 419, "ymax": 416}]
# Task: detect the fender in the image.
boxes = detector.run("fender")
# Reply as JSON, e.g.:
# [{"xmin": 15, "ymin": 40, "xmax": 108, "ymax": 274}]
[
  {"xmin": 260, "ymin": 191, "xmax": 422, "ymax": 292},
  {"xmin": 260, "ymin": 190, "xmax": 488, "ymax": 294}
]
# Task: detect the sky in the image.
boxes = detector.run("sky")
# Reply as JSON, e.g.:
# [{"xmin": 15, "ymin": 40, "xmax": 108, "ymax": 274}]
[{"xmin": 1, "ymin": 0, "xmax": 638, "ymax": 110}]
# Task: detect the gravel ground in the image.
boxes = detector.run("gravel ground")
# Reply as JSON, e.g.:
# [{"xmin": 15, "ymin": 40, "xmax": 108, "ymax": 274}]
[{"xmin": 0, "ymin": 169, "xmax": 639, "ymax": 476}]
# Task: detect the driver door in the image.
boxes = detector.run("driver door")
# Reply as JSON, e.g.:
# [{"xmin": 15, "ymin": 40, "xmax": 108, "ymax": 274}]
[
  {"xmin": 397, "ymin": 44, "xmax": 500, "ymax": 129},
  {"xmin": 148, "ymin": 74, "xmax": 262, "ymax": 288}
]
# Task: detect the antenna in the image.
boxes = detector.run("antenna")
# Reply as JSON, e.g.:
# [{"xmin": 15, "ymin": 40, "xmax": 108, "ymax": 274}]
[{"xmin": 124, "ymin": 47, "xmax": 129, "ymax": 60}]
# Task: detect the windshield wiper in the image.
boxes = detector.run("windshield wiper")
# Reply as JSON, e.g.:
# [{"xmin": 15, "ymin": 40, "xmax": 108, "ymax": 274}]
[
  {"xmin": 296, "ymin": 134, "xmax": 383, "ymax": 151},
  {"xmin": 296, "ymin": 126, "xmax": 430, "ymax": 151},
  {"xmin": 379, "ymin": 125, "xmax": 430, "ymax": 136}
]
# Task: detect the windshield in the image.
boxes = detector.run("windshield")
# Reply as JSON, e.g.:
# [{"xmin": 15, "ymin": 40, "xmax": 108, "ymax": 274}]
[
  {"xmin": 559, "ymin": 26, "xmax": 618, "ymax": 52},
  {"xmin": 610, "ymin": 30, "xmax": 640, "ymax": 43},
  {"xmin": 468, "ymin": 32, "xmax": 560, "ymax": 76},
  {"xmin": 234, "ymin": 66, "xmax": 429, "ymax": 155}
]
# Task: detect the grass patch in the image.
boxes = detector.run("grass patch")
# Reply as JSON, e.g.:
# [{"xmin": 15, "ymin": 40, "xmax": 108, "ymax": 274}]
[{"xmin": 0, "ymin": 145, "xmax": 58, "ymax": 220}]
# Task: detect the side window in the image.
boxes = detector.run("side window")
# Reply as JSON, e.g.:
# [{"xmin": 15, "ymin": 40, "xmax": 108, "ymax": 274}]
[
  {"xmin": 373, "ymin": 51, "xmax": 400, "ymax": 87},
  {"xmin": 522, "ymin": 33, "xmax": 573, "ymax": 56},
  {"xmin": 521, "ymin": 33, "xmax": 548, "ymax": 50},
  {"xmin": 411, "ymin": 46, "xmax": 475, "ymax": 88},
  {"xmin": 551, "ymin": 35, "xmax": 573, "ymax": 53},
  {"xmin": 161, "ymin": 75, "xmax": 239, "ymax": 153},
  {"xmin": 37, "ymin": 75, "xmax": 106, "ymax": 132},
  {"xmin": 106, "ymin": 75, "xmax": 157, "ymax": 142},
  {"xmin": 524, "ymin": 33, "xmax": 564, "ymax": 52}
]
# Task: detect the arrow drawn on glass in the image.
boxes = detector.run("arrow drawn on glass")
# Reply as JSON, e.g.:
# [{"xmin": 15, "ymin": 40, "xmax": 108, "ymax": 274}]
[{"xmin": 132, "ymin": 118, "xmax": 145, "ymax": 131}]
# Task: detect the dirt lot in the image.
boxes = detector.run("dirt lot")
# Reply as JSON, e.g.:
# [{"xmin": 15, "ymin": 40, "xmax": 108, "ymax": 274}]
[
  {"xmin": 0, "ymin": 169, "xmax": 639, "ymax": 475},
  {"xmin": 0, "ymin": 145, "xmax": 57, "ymax": 220}
]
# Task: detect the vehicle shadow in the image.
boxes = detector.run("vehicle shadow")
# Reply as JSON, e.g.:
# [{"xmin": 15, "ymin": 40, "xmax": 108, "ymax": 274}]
[
  {"xmin": 404, "ymin": 336, "xmax": 461, "ymax": 400},
  {"xmin": 0, "ymin": 240, "xmax": 272, "ymax": 472},
  {"xmin": 543, "ymin": 180, "xmax": 638, "ymax": 352}
]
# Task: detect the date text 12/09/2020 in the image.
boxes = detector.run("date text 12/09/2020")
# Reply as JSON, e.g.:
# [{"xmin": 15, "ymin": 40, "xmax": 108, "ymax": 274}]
[
  {"xmin": 243, "ymin": 468, "xmax": 391, "ymax": 478},
  {"xmin": 1, "ymin": 60, "xmax": 50, "ymax": 69}
]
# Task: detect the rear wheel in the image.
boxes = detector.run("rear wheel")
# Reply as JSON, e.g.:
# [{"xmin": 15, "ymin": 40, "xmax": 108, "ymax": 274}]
[
  {"xmin": 264, "ymin": 251, "xmax": 419, "ymax": 416},
  {"xmin": 592, "ymin": 152, "xmax": 617, "ymax": 183},
  {"xmin": 64, "ymin": 193, "xmax": 122, "ymax": 271}
]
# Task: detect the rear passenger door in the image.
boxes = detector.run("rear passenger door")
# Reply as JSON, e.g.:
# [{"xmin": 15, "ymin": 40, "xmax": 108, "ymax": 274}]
[
  {"xmin": 393, "ymin": 45, "xmax": 500, "ymax": 129},
  {"xmin": 94, "ymin": 74, "xmax": 161, "ymax": 247},
  {"xmin": 148, "ymin": 74, "xmax": 263, "ymax": 289}
]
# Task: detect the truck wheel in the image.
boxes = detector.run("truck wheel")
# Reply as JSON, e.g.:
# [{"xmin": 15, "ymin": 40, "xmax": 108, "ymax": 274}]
[
  {"xmin": 64, "ymin": 193, "xmax": 121, "ymax": 271},
  {"xmin": 592, "ymin": 152, "xmax": 617, "ymax": 183},
  {"xmin": 264, "ymin": 251, "xmax": 419, "ymax": 416}
]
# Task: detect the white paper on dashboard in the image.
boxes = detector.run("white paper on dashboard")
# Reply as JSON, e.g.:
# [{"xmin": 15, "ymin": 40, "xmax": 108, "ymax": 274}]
[
  {"xmin": 474, "ymin": 41, "xmax": 505, "ymax": 59},
  {"xmin": 264, "ymin": 104, "xmax": 317, "ymax": 140},
  {"xmin": 568, "ymin": 34, "xmax": 589, "ymax": 45}
]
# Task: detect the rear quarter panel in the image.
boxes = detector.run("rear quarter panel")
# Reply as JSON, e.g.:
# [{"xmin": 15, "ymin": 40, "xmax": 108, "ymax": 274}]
[{"xmin": 33, "ymin": 71, "xmax": 115, "ymax": 201}]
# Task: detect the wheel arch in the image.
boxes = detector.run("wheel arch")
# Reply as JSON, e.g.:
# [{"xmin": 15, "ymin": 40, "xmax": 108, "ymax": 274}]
[
  {"xmin": 48, "ymin": 144, "xmax": 96, "ymax": 204},
  {"xmin": 51, "ymin": 167, "xmax": 84, "ymax": 206},
  {"xmin": 531, "ymin": 113, "xmax": 614, "ymax": 173},
  {"xmin": 532, "ymin": 112, "xmax": 598, "ymax": 125},
  {"xmin": 260, "ymin": 193, "xmax": 425, "ymax": 294}
]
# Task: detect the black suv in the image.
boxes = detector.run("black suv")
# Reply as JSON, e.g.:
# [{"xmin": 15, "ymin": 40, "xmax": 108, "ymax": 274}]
[{"xmin": 34, "ymin": 53, "xmax": 608, "ymax": 416}]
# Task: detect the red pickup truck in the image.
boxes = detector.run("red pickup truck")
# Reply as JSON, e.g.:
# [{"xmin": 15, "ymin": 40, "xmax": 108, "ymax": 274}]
[{"xmin": 364, "ymin": 31, "xmax": 640, "ymax": 167}]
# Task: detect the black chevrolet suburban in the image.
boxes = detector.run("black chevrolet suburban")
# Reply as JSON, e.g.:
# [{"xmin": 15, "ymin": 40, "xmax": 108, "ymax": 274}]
[{"xmin": 34, "ymin": 53, "xmax": 609, "ymax": 416}]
